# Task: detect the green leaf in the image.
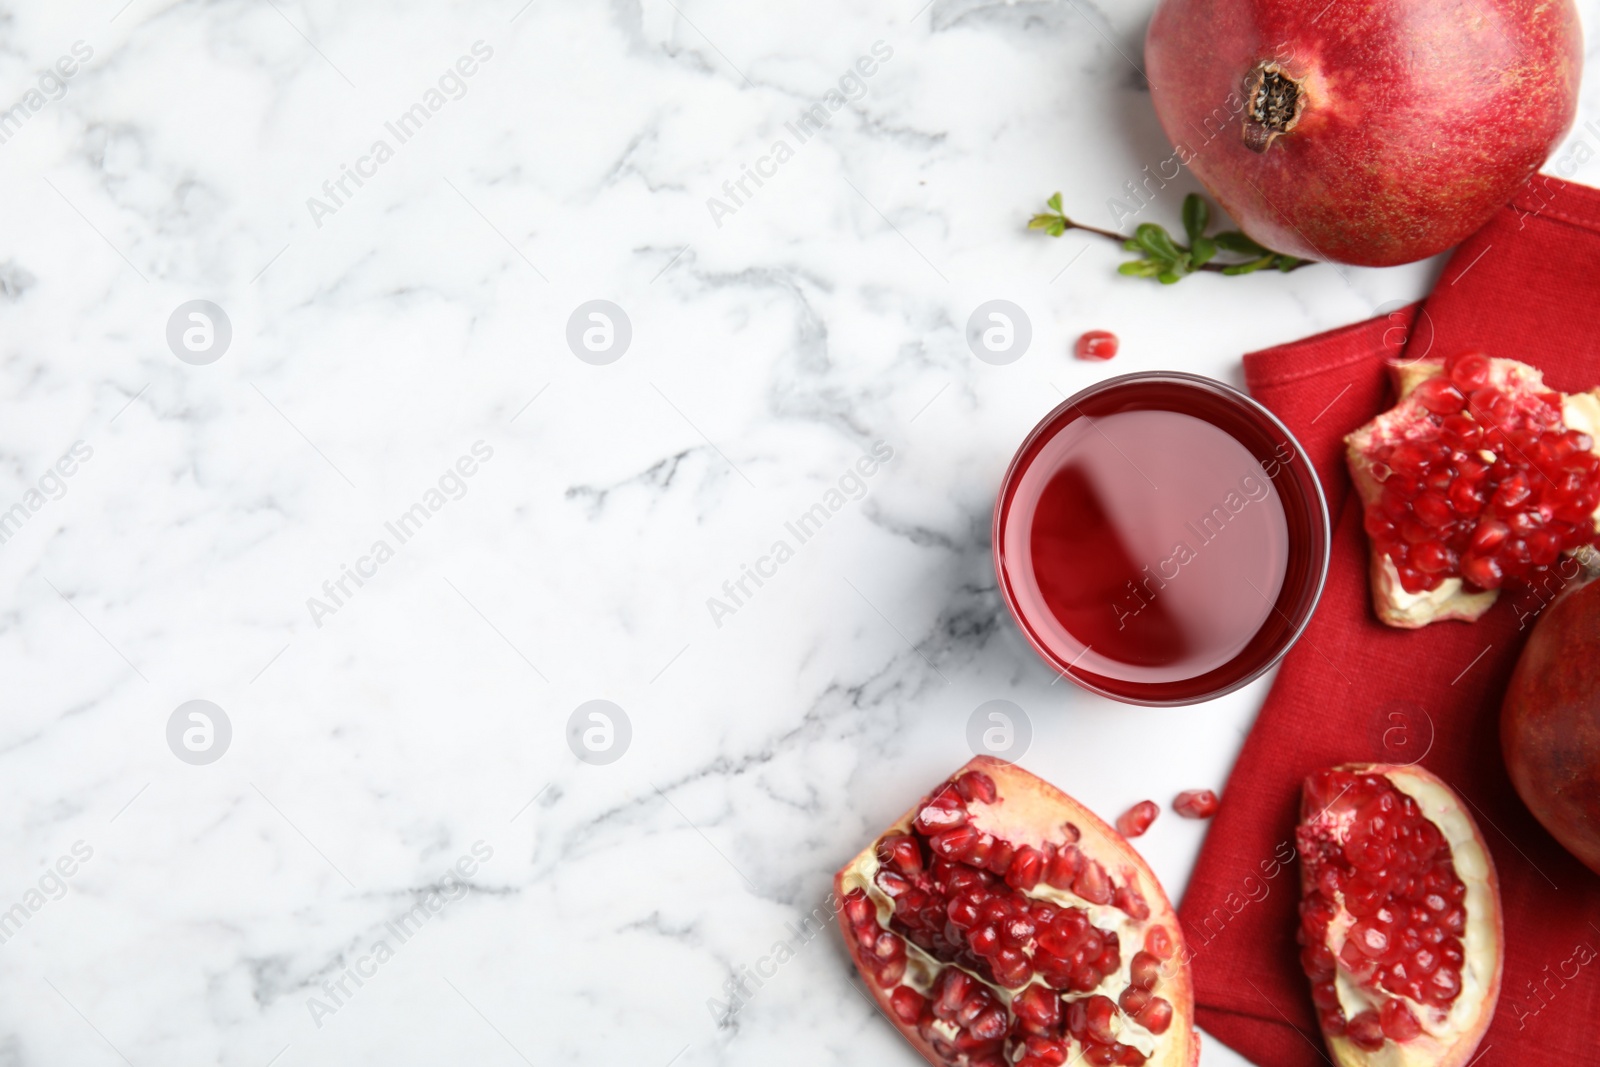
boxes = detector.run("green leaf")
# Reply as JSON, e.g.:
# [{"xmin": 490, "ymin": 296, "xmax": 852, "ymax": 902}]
[
  {"xmin": 1214, "ymin": 231, "xmax": 1268, "ymax": 256},
  {"xmin": 1222, "ymin": 254, "xmax": 1274, "ymax": 276},
  {"xmin": 1182, "ymin": 195, "xmax": 1210, "ymax": 245},
  {"xmin": 1276, "ymin": 255, "xmax": 1301, "ymax": 272},
  {"xmin": 1134, "ymin": 223, "xmax": 1183, "ymax": 263},
  {"xmin": 1123, "ymin": 238, "xmax": 1143, "ymax": 252},
  {"xmin": 1190, "ymin": 235, "xmax": 1217, "ymax": 267},
  {"xmin": 1118, "ymin": 259, "xmax": 1163, "ymax": 277},
  {"xmin": 1048, "ymin": 218, "xmax": 1067, "ymax": 236},
  {"xmin": 1027, "ymin": 214, "xmax": 1056, "ymax": 231},
  {"xmin": 1047, "ymin": 192, "xmax": 1063, "ymax": 214},
  {"xmin": 1158, "ymin": 270, "xmax": 1183, "ymax": 285}
]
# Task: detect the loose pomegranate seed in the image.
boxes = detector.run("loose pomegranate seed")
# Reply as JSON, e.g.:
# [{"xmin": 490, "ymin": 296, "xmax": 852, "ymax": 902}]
[
  {"xmin": 1357, "ymin": 355, "xmax": 1600, "ymax": 595},
  {"xmin": 1172, "ymin": 789, "xmax": 1219, "ymax": 819},
  {"xmin": 1075, "ymin": 330, "xmax": 1119, "ymax": 361},
  {"xmin": 1117, "ymin": 800, "xmax": 1159, "ymax": 838}
]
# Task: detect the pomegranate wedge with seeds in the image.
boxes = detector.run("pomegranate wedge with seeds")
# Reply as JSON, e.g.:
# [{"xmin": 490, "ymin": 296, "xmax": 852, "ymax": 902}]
[
  {"xmin": 835, "ymin": 756, "xmax": 1199, "ymax": 1067},
  {"xmin": 1346, "ymin": 352, "xmax": 1600, "ymax": 628},
  {"xmin": 1296, "ymin": 765, "xmax": 1502, "ymax": 1067}
]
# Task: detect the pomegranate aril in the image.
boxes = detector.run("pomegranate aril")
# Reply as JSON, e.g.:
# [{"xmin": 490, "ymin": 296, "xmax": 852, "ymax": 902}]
[
  {"xmin": 1001, "ymin": 915, "xmax": 1036, "ymax": 947},
  {"xmin": 877, "ymin": 834, "xmax": 923, "ymax": 877},
  {"xmin": 948, "ymin": 895, "xmax": 981, "ymax": 928},
  {"xmin": 1022, "ymin": 1035, "xmax": 1068, "ymax": 1065},
  {"xmin": 889, "ymin": 985, "xmax": 925, "ymax": 1023},
  {"xmin": 1447, "ymin": 352, "xmax": 1491, "ymax": 390},
  {"xmin": 1117, "ymin": 800, "xmax": 1159, "ymax": 838},
  {"xmin": 969, "ymin": 1004, "xmax": 1008, "ymax": 1040},
  {"xmin": 1006, "ymin": 845, "xmax": 1046, "ymax": 890},
  {"xmin": 1413, "ymin": 540, "xmax": 1454, "ymax": 574},
  {"xmin": 1112, "ymin": 882, "xmax": 1149, "ymax": 920},
  {"xmin": 1347, "ymin": 1010, "xmax": 1385, "ymax": 1051},
  {"xmin": 1129, "ymin": 950, "xmax": 1162, "ymax": 990},
  {"xmin": 1135, "ymin": 996, "xmax": 1173, "ymax": 1035},
  {"xmin": 1461, "ymin": 553, "xmax": 1503, "ymax": 590},
  {"xmin": 1415, "ymin": 376, "xmax": 1467, "ymax": 415},
  {"xmin": 1083, "ymin": 995, "xmax": 1118, "ymax": 1044},
  {"xmin": 1075, "ymin": 860, "xmax": 1113, "ymax": 904},
  {"xmin": 1076, "ymin": 330, "xmax": 1120, "ymax": 361},
  {"xmin": 845, "ymin": 889, "xmax": 875, "ymax": 928},
  {"xmin": 1120, "ymin": 985, "xmax": 1152, "ymax": 1015},
  {"xmin": 1412, "ymin": 490, "xmax": 1453, "ymax": 527},
  {"xmin": 1045, "ymin": 843, "xmax": 1082, "ymax": 889},
  {"xmin": 1172, "ymin": 789, "xmax": 1219, "ymax": 818},
  {"xmin": 991, "ymin": 950, "xmax": 1035, "ymax": 990},
  {"xmin": 1448, "ymin": 478, "xmax": 1486, "ymax": 516},
  {"xmin": 929, "ymin": 825, "xmax": 979, "ymax": 859},
  {"xmin": 1493, "ymin": 471, "xmax": 1532, "ymax": 508},
  {"xmin": 1013, "ymin": 984, "xmax": 1062, "ymax": 1033},
  {"xmin": 953, "ymin": 770, "xmax": 997, "ymax": 803},
  {"xmin": 915, "ymin": 804, "xmax": 969, "ymax": 833},
  {"xmin": 1380, "ymin": 997, "xmax": 1422, "ymax": 1041}
]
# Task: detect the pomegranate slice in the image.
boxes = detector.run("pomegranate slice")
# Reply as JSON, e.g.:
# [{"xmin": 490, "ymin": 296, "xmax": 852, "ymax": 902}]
[
  {"xmin": 1296, "ymin": 764, "xmax": 1502, "ymax": 1066},
  {"xmin": 1346, "ymin": 352, "xmax": 1600, "ymax": 627},
  {"xmin": 835, "ymin": 757, "xmax": 1199, "ymax": 1067}
]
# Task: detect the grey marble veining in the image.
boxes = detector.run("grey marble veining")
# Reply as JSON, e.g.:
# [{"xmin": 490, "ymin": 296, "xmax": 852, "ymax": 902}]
[{"xmin": 1, "ymin": 1, "xmax": 1595, "ymax": 1065}]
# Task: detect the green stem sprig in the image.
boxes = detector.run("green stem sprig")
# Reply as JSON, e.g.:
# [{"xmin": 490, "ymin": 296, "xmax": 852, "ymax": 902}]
[{"xmin": 1029, "ymin": 192, "xmax": 1309, "ymax": 283}]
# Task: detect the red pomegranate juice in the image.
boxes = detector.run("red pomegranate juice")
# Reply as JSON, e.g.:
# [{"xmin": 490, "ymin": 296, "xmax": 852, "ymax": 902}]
[{"xmin": 996, "ymin": 375, "xmax": 1327, "ymax": 704}]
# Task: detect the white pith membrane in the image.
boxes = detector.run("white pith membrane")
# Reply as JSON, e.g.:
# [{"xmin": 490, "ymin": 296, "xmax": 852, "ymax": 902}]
[
  {"xmin": 1300, "ymin": 764, "xmax": 1501, "ymax": 1067},
  {"xmin": 836, "ymin": 758, "xmax": 1198, "ymax": 1067},
  {"xmin": 1346, "ymin": 355, "xmax": 1600, "ymax": 629}
]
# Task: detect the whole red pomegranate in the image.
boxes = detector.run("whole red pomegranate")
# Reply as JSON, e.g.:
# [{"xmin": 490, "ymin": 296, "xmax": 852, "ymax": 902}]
[
  {"xmin": 1145, "ymin": 0, "xmax": 1581, "ymax": 266},
  {"xmin": 836, "ymin": 757, "xmax": 1199, "ymax": 1067},
  {"xmin": 1502, "ymin": 560, "xmax": 1600, "ymax": 875}
]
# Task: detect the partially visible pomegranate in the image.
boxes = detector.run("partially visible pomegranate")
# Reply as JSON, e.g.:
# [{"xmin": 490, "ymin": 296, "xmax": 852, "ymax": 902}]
[
  {"xmin": 1502, "ymin": 559, "xmax": 1600, "ymax": 875},
  {"xmin": 835, "ymin": 757, "xmax": 1199, "ymax": 1067},
  {"xmin": 1145, "ymin": 0, "xmax": 1581, "ymax": 266},
  {"xmin": 1171, "ymin": 791, "xmax": 1218, "ymax": 820},
  {"xmin": 1296, "ymin": 765, "xmax": 1502, "ymax": 1066},
  {"xmin": 1346, "ymin": 352, "xmax": 1600, "ymax": 628}
]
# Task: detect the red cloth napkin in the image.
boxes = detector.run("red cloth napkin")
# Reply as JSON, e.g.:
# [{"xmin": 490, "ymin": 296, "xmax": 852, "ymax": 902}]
[{"xmin": 1180, "ymin": 174, "xmax": 1600, "ymax": 1066}]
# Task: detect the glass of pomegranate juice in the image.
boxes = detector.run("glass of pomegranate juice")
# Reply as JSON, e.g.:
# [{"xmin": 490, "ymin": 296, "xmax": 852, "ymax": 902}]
[{"xmin": 994, "ymin": 372, "xmax": 1330, "ymax": 705}]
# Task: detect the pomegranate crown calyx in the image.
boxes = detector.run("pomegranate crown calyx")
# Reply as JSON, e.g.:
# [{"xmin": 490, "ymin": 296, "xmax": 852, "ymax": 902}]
[{"xmin": 1242, "ymin": 62, "xmax": 1306, "ymax": 153}]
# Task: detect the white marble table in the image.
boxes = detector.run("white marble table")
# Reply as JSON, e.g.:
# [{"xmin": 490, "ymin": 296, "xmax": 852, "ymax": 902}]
[{"xmin": 3, "ymin": 1, "xmax": 1597, "ymax": 1064}]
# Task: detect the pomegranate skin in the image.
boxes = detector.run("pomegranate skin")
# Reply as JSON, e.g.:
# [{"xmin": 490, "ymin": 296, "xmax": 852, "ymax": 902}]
[
  {"xmin": 1145, "ymin": 0, "xmax": 1581, "ymax": 267},
  {"xmin": 1502, "ymin": 566, "xmax": 1600, "ymax": 876}
]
